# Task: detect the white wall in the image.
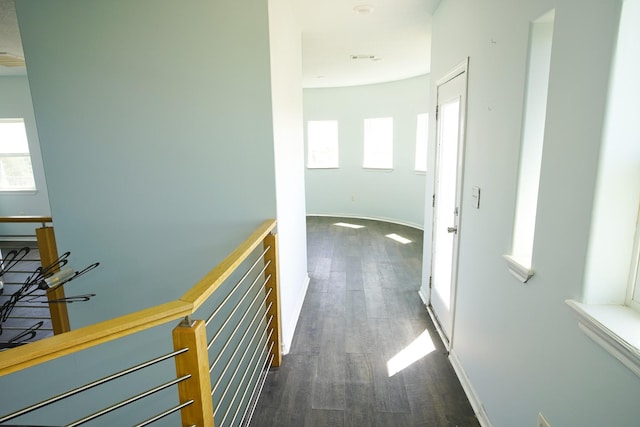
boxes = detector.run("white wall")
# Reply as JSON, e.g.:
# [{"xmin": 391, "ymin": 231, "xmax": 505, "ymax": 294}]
[
  {"xmin": 304, "ymin": 75, "xmax": 429, "ymax": 228},
  {"xmin": 268, "ymin": 0, "xmax": 310, "ymax": 353},
  {"xmin": 0, "ymin": 76, "xmax": 50, "ymax": 235},
  {"xmin": 424, "ymin": 0, "xmax": 640, "ymax": 426}
]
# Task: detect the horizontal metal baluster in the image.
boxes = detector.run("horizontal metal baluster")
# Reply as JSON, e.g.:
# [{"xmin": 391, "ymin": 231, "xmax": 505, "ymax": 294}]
[
  {"xmin": 65, "ymin": 375, "xmax": 191, "ymax": 427},
  {"xmin": 211, "ymin": 329, "xmax": 271, "ymax": 415},
  {"xmin": 242, "ymin": 352, "xmax": 275, "ymax": 427},
  {"xmin": 4, "ymin": 315, "xmax": 51, "ymax": 320},
  {"xmin": 205, "ymin": 248, "xmax": 269, "ymax": 327},
  {"xmin": 206, "ymin": 269, "xmax": 270, "ymax": 350},
  {"xmin": 133, "ymin": 399, "xmax": 194, "ymax": 427},
  {"xmin": 0, "ymin": 348, "xmax": 189, "ymax": 424},
  {"xmin": 219, "ymin": 338, "xmax": 274, "ymax": 427},
  {"xmin": 231, "ymin": 342, "xmax": 274, "ymax": 427},
  {"xmin": 209, "ymin": 286, "xmax": 272, "ymax": 371},
  {"xmin": 211, "ymin": 313, "xmax": 272, "ymax": 399}
]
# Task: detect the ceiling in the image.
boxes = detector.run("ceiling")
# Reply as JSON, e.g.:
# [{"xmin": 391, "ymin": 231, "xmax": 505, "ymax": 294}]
[{"xmin": 0, "ymin": 0, "xmax": 438, "ymax": 88}]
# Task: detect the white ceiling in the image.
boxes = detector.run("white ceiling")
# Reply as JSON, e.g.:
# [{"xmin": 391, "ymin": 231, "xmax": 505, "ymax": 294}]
[
  {"xmin": 0, "ymin": 0, "xmax": 25, "ymax": 76},
  {"xmin": 295, "ymin": 0, "xmax": 438, "ymax": 88},
  {"xmin": 0, "ymin": 0, "xmax": 438, "ymax": 87}
]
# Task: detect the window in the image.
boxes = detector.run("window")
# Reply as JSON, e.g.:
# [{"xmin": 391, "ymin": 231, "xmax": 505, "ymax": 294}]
[
  {"xmin": 566, "ymin": 0, "xmax": 640, "ymax": 379},
  {"xmin": 415, "ymin": 113, "xmax": 429, "ymax": 172},
  {"xmin": 363, "ymin": 117, "xmax": 393, "ymax": 169},
  {"xmin": 0, "ymin": 119, "xmax": 36, "ymax": 191},
  {"xmin": 504, "ymin": 10, "xmax": 554, "ymax": 282},
  {"xmin": 306, "ymin": 120, "xmax": 339, "ymax": 169}
]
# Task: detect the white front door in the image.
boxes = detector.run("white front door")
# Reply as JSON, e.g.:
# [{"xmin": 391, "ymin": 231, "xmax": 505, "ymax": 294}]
[{"xmin": 429, "ymin": 60, "xmax": 468, "ymax": 348}]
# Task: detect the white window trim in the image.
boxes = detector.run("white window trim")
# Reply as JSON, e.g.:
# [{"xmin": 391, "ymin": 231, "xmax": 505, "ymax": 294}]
[
  {"xmin": 626, "ymin": 213, "xmax": 640, "ymax": 311},
  {"xmin": 503, "ymin": 254, "xmax": 534, "ymax": 283},
  {"xmin": 566, "ymin": 300, "xmax": 640, "ymax": 378},
  {"xmin": 414, "ymin": 113, "xmax": 429, "ymax": 173}
]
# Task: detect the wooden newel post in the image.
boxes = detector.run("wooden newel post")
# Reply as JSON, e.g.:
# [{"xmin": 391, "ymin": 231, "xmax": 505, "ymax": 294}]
[
  {"xmin": 35, "ymin": 225, "xmax": 70, "ymax": 334},
  {"xmin": 173, "ymin": 318, "xmax": 215, "ymax": 427},
  {"xmin": 263, "ymin": 233, "xmax": 282, "ymax": 367}
]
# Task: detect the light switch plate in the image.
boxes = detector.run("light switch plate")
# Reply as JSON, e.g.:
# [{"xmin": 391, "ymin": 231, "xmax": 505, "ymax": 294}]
[{"xmin": 471, "ymin": 186, "xmax": 480, "ymax": 209}]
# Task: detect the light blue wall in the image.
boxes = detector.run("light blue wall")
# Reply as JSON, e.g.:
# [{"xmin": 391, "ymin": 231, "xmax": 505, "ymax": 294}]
[
  {"xmin": 0, "ymin": 76, "xmax": 50, "ymax": 235},
  {"xmin": 304, "ymin": 75, "xmax": 429, "ymax": 228},
  {"xmin": 1, "ymin": 0, "xmax": 283, "ymax": 423},
  {"xmin": 15, "ymin": 0, "xmax": 277, "ymax": 326},
  {"xmin": 425, "ymin": 0, "xmax": 640, "ymax": 426}
]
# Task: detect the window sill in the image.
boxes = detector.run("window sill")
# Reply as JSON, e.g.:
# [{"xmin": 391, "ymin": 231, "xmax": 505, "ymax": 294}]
[
  {"xmin": 503, "ymin": 254, "xmax": 534, "ymax": 283},
  {"xmin": 362, "ymin": 167, "xmax": 394, "ymax": 172},
  {"xmin": 0, "ymin": 190, "xmax": 38, "ymax": 195},
  {"xmin": 566, "ymin": 300, "xmax": 640, "ymax": 378}
]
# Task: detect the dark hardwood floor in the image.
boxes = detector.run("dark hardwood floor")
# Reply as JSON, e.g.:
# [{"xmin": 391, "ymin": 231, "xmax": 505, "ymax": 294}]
[{"xmin": 251, "ymin": 216, "xmax": 479, "ymax": 427}]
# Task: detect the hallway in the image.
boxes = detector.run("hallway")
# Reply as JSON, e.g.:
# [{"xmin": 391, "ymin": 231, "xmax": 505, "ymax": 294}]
[{"xmin": 251, "ymin": 216, "xmax": 479, "ymax": 426}]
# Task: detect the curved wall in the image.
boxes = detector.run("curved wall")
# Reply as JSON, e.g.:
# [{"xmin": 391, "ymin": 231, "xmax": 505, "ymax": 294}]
[{"xmin": 303, "ymin": 75, "xmax": 430, "ymax": 228}]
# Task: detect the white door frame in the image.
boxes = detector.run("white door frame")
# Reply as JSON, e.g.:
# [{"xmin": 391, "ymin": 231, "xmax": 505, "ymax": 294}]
[{"xmin": 428, "ymin": 57, "xmax": 469, "ymax": 351}]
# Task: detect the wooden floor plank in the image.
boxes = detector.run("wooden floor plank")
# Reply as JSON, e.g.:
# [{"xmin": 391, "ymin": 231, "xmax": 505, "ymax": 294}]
[{"xmin": 250, "ymin": 216, "xmax": 479, "ymax": 426}]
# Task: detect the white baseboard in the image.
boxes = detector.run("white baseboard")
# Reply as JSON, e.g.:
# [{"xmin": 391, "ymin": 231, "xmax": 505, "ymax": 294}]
[
  {"xmin": 418, "ymin": 288, "xmax": 429, "ymax": 306},
  {"xmin": 449, "ymin": 350, "xmax": 492, "ymax": 427},
  {"xmin": 281, "ymin": 274, "xmax": 310, "ymax": 355},
  {"xmin": 307, "ymin": 213, "xmax": 424, "ymax": 231}
]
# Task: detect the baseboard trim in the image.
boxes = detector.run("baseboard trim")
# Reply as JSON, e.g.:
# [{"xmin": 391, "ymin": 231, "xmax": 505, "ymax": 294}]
[
  {"xmin": 418, "ymin": 288, "xmax": 429, "ymax": 306},
  {"xmin": 281, "ymin": 274, "xmax": 310, "ymax": 355},
  {"xmin": 449, "ymin": 350, "xmax": 492, "ymax": 427},
  {"xmin": 426, "ymin": 304, "xmax": 450, "ymax": 351},
  {"xmin": 306, "ymin": 213, "xmax": 424, "ymax": 231}
]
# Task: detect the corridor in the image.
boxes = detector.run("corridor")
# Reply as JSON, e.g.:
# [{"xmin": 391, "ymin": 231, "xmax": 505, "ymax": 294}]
[{"xmin": 251, "ymin": 216, "xmax": 479, "ymax": 426}]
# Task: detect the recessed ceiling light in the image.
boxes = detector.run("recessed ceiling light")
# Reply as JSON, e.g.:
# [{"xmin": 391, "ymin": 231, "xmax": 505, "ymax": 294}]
[{"xmin": 353, "ymin": 4, "xmax": 374, "ymax": 15}]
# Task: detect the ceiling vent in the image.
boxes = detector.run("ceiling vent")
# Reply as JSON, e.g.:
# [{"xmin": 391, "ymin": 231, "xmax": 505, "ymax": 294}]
[
  {"xmin": 350, "ymin": 54, "xmax": 377, "ymax": 60},
  {"xmin": 0, "ymin": 52, "xmax": 25, "ymax": 67},
  {"xmin": 353, "ymin": 4, "xmax": 374, "ymax": 14}
]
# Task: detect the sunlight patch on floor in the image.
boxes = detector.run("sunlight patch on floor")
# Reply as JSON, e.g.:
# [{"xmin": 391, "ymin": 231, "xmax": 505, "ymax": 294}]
[
  {"xmin": 386, "ymin": 233, "xmax": 412, "ymax": 244},
  {"xmin": 387, "ymin": 329, "xmax": 436, "ymax": 376},
  {"xmin": 333, "ymin": 222, "xmax": 365, "ymax": 229}
]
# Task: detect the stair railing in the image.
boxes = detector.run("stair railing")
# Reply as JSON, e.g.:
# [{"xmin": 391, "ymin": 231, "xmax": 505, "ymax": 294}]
[
  {"xmin": 0, "ymin": 216, "xmax": 70, "ymax": 345},
  {"xmin": 0, "ymin": 219, "xmax": 281, "ymax": 426}
]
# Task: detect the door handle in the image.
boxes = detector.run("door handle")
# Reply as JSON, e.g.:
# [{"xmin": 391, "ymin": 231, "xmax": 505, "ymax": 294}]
[{"xmin": 447, "ymin": 226, "xmax": 457, "ymax": 234}]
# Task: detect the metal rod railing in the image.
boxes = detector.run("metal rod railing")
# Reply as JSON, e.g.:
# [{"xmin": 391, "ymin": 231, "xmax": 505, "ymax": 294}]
[
  {"xmin": 209, "ymin": 286, "xmax": 267, "ymax": 372},
  {"xmin": 242, "ymin": 353, "xmax": 275, "ymax": 426},
  {"xmin": 206, "ymin": 265, "xmax": 270, "ymax": 350},
  {"xmin": 231, "ymin": 346, "xmax": 274, "ymax": 427},
  {"xmin": 219, "ymin": 339, "xmax": 274, "ymax": 427},
  {"xmin": 204, "ymin": 247, "xmax": 270, "ymax": 328},
  {"xmin": 0, "ymin": 220, "xmax": 281, "ymax": 427},
  {"xmin": 66, "ymin": 375, "xmax": 191, "ymax": 427},
  {"xmin": 210, "ymin": 310, "xmax": 273, "ymax": 399},
  {"xmin": 133, "ymin": 400, "xmax": 194, "ymax": 427},
  {"xmin": 0, "ymin": 348, "xmax": 188, "ymax": 424}
]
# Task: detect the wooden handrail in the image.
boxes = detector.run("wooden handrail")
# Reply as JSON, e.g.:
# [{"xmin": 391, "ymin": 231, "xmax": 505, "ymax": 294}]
[
  {"xmin": 0, "ymin": 301, "xmax": 192, "ymax": 377},
  {"xmin": 0, "ymin": 216, "xmax": 52, "ymax": 224},
  {"xmin": 0, "ymin": 219, "xmax": 277, "ymax": 377},
  {"xmin": 179, "ymin": 219, "xmax": 277, "ymax": 310}
]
